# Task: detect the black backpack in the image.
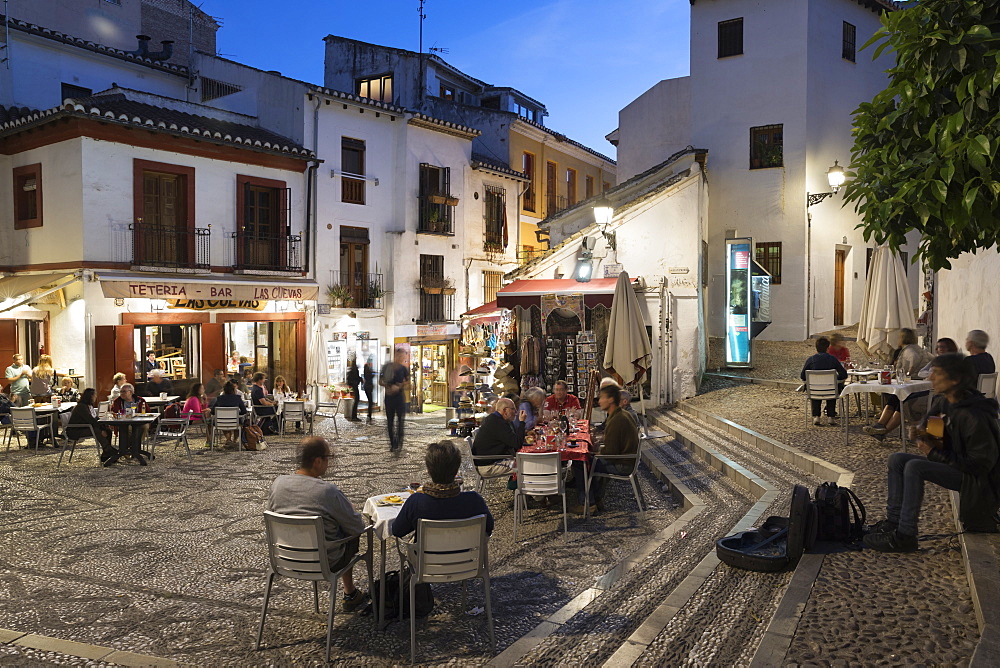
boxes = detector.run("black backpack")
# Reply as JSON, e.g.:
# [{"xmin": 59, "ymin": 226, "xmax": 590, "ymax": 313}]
[
  {"xmin": 370, "ymin": 568, "xmax": 435, "ymax": 619},
  {"xmin": 813, "ymin": 482, "xmax": 866, "ymax": 542}
]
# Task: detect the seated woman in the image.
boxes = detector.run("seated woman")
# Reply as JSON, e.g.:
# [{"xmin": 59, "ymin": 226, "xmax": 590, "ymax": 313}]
[
  {"xmin": 391, "ymin": 440, "xmax": 493, "ymax": 538},
  {"xmin": 110, "ymin": 384, "xmax": 150, "ymax": 464},
  {"xmin": 54, "ymin": 376, "xmax": 80, "ymax": 403},
  {"xmin": 67, "ymin": 388, "xmax": 117, "ymax": 465},
  {"xmin": 918, "ymin": 338, "xmax": 960, "ymax": 378},
  {"xmin": 513, "ymin": 387, "xmax": 546, "ymax": 444},
  {"xmin": 865, "ymin": 353, "xmax": 1000, "ymax": 552},
  {"xmin": 182, "ymin": 383, "xmax": 210, "ymax": 423},
  {"xmin": 864, "ymin": 328, "xmax": 932, "ymax": 439},
  {"xmin": 827, "ymin": 332, "xmax": 852, "ymax": 365},
  {"xmin": 211, "ymin": 381, "xmax": 247, "ymax": 446}
]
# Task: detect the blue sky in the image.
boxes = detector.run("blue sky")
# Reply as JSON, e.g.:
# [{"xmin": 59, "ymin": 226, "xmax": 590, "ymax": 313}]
[{"xmin": 203, "ymin": 0, "xmax": 692, "ymax": 157}]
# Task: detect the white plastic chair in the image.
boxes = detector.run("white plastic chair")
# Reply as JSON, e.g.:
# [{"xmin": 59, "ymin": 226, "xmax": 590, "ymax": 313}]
[
  {"xmin": 977, "ymin": 372, "xmax": 998, "ymax": 399},
  {"xmin": 804, "ymin": 370, "xmax": 842, "ymax": 424},
  {"xmin": 211, "ymin": 407, "xmax": 243, "ymax": 451},
  {"xmin": 59, "ymin": 423, "xmax": 101, "ymax": 469},
  {"xmin": 255, "ymin": 511, "xmax": 374, "ymax": 662},
  {"xmin": 584, "ymin": 450, "xmax": 646, "ymax": 521},
  {"xmin": 312, "ymin": 401, "xmax": 340, "ymax": 437},
  {"xmin": 281, "ymin": 401, "xmax": 306, "ymax": 436},
  {"xmin": 151, "ymin": 417, "xmax": 192, "ymax": 461},
  {"xmin": 10, "ymin": 406, "xmax": 52, "ymax": 451},
  {"xmin": 513, "ymin": 451, "xmax": 567, "ymax": 539},
  {"xmin": 397, "ymin": 515, "xmax": 494, "ymax": 663}
]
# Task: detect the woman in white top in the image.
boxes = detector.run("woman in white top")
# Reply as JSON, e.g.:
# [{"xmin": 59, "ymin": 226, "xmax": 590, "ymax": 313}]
[{"xmin": 108, "ymin": 372, "xmax": 128, "ymax": 402}]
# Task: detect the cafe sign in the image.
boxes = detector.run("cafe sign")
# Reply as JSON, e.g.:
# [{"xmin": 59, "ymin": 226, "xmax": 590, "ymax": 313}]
[
  {"xmin": 100, "ymin": 279, "xmax": 319, "ymax": 302},
  {"xmin": 168, "ymin": 299, "xmax": 267, "ymax": 311}
]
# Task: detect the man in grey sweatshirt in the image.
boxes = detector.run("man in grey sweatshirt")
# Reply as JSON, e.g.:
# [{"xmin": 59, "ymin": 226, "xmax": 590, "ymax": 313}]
[{"xmin": 267, "ymin": 437, "xmax": 369, "ymax": 611}]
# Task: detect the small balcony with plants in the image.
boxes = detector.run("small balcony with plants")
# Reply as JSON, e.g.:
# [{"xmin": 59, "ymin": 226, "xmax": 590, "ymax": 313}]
[
  {"xmin": 417, "ymin": 193, "xmax": 457, "ymax": 235},
  {"xmin": 327, "ymin": 270, "xmax": 385, "ymax": 310}
]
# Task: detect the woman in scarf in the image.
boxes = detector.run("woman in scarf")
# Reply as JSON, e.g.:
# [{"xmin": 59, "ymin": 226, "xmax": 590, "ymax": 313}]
[{"xmin": 390, "ymin": 440, "xmax": 494, "ymax": 538}]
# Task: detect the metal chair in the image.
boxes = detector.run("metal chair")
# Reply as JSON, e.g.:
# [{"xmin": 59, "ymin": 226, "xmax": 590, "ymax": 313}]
[
  {"xmin": 804, "ymin": 370, "xmax": 843, "ymax": 425},
  {"xmin": 280, "ymin": 401, "xmax": 306, "ymax": 436},
  {"xmin": 10, "ymin": 406, "xmax": 52, "ymax": 451},
  {"xmin": 397, "ymin": 515, "xmax": 494, "ymax": 663},
  {"xmin": 312, "ymin": 400, "xmax": 340, "ymax": 437},
  {"xmin": 255, "ymin": 511, "xmax": 374, "ymax": 662},
  {"xmin": 59, "ymin": 423, "xmax": 102, "ymax": 469},
  {"xmin": 978, "ymin": 372, "xmax": 998, "ymax": 399},
  {"xmin": 513, "ymin": 451, "xmax": 567, "ymax": 539},
  {"xmin": 151, "ymin": 417, "xmax": 192, "ymax": 461},
  {"xmin": 211, "ymin": 407, "xmax": 243, "ymax": 451},
  {"xmin": 584, "ymin": 450, "xmax": 646, "ymax": 521},
  {"xmin": 466, "ymin": 429, "xmax": 514, "ymax": 494}
]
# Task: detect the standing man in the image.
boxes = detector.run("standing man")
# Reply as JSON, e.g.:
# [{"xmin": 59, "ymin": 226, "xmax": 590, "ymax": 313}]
[
  {"xmin": 144, "ymin": 350, "xmax": 158, "ymax": 380},
  {"xmin": 346, "ymin": 356, "xmax": 362, "ymax": 422},
  {"xmin": 267, "ymin": 437, "xmax": 369, "ymax": 611},
  {"xmin": 571, "ymin": 384, "xmax": 639, "ymax": 514},
  {"xmin": 251, "ymin": 372, "xmax": 279, "ymax": 435},
  {"xmin": 379, "ymin": 349, "xmax": 409, "ymax": 452},
  {"xmin": 965, "ymin": 330, "xmax": 995, "ymax": 378},
  {"xmin": 362, "ymin": 356, "xmax": 376, "ymax": 424},
  {"xmin": 5, "ymin": 354, "xmax": 32, "ymax": 406}
]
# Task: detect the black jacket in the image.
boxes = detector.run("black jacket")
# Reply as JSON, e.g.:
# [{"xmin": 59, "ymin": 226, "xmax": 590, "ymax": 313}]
[
  {"xmin": 471, "ymin": 411, "xmax": 518, "ymax": 467},
  {"xmin": 347, "ymin": 364, "xmax": 361, "ymax": 388},
  {"xmin": 800, "ymin": 352, "xmax": 847, "ymax": 382},
  {"xmin": 925, "ymin": 392, "xmax": 1000, "ymax": 532}
]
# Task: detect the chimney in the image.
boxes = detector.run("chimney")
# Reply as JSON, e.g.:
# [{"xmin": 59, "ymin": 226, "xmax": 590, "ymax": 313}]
[
  {"xmin": 128, "ymin": 34, "xmax": 151, "ymax": 58},
  {"xmin": 146, "ymin": 40, "xmax": 175, "ymax": 62}
]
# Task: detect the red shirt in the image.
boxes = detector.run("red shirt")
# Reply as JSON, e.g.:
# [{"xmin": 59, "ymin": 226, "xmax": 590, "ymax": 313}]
[
  {"xmin": 828, "ymin": 345, "xmax": 851, "ymax": 364},
  {"xmin": 543, "ymin": 393, "xmax": 581, "ymax": 413}
]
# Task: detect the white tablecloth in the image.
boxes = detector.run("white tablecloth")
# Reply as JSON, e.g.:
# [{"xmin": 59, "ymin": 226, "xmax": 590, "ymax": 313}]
[
  {"xmin": 840, "ymin": 379, "xmax": 932, "ymax": 402},
  {"xmin": 362, "ymin": 491, "xmax": 413, "ymax": 540}
]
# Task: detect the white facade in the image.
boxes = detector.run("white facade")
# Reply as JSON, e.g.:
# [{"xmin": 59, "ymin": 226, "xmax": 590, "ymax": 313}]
[
  {"xmin": 613, "ymin": 0, "xmax": 918, "ymax": 342},
  {"xmin": 934, "ymin": 250, "xmax": 1000, "ymax": 354}
]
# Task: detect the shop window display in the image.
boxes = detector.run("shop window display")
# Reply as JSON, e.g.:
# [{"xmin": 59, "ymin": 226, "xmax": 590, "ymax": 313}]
[{"xmin": 134, "ymin": 325, "xmax": 200, "ymax": 383}]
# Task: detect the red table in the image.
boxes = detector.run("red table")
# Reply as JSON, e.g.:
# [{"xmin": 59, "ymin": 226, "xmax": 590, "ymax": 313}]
[{"xmin": 517, "ymin": 420, "xmax": 593, "ymax": 462}]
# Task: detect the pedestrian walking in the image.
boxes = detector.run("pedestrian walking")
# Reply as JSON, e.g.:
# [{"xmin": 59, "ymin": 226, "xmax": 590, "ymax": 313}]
[
  {"xmin": 346, "ymin": 356, "xmax": 361, "ymax": 422},
  {"xmin": 362, "ymin": 357, "xmax": 376, "ymax": 424},
  {"xmin": 379, "ymin": 349, "xmax": 409, "ymax": 452}
]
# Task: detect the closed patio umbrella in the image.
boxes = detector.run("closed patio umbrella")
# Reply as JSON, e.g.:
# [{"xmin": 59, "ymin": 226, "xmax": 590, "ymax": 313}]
[
  {"xmin": 306, "ymin": 316, "xmax": 328, "ymax": 402},
  {"xmin": 857, "ymin": 245, "xmax": 916, "ymax": 362}
]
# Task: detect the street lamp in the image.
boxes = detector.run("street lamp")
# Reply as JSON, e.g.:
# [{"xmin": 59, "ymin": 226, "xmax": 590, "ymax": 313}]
[
  {"xmin": 593, "ymin": 198, "xmax": 616, "ymax": 251},
  {"xmin": 807, "ymin": 160, "xmax": 846, "ymax": 206},
  {"xmin": 574, "ymin": 238, "xmax": 596, "ymax": 282}
]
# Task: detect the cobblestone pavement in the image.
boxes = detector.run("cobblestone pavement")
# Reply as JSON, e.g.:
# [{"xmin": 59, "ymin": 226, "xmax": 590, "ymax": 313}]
[
  {"xmin": 0, "ymin": 412, "xmax": 679, "ymax": 667},
  {"xmin": 689, "ymin": 338, "xmax": 981, "ymax": 665}
]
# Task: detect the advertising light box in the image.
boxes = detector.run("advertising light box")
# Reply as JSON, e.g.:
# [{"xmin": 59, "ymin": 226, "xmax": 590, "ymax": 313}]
[{"xmin": 725, "ymin": 238, "xmax": 752, "ymax": 366}]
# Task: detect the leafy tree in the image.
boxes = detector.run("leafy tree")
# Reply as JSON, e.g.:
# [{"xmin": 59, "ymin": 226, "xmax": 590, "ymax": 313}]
[{"xmin": 843, "ymin": 0, "xmax": 1000, "ymax": 270}]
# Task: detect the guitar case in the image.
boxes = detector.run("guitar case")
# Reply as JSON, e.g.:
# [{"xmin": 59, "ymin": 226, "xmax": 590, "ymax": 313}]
[{"xmin": 716, "ymin": 484, "xmax": 817, "ymax": 572}]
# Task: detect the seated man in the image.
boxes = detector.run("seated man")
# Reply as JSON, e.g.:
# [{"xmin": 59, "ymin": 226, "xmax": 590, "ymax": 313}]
[
  {"xmin": 864, "ymin": 354, "xmax": 1000, "ymax": 552},
  {"xmin": 543, "ymin": 380, "xmax": 581, "ymax": 414},
  {"xmin": 205, "ymin": 368, "xmax": 227, "ymax": 399},
  {"xmin": 471, "ymin": 397, "xmax": 518, "ymax": 477},
  {"xmin": 571, "ymin": 384, "xmax": 639, "ymax": 514},
  {"xmin": 392, "ymin": 440, "xmax": 494, "ymax": 538},
  {"xmin": 250, "ymin": 372, "xmax": 278, "ymax": 435},
  {"xmin": 142, "ymin": 369, "xmax": 173, "ymax": 397},
  {"xmin": 800, "ymin": 337, "xmax": 847, "ymax": 426},
  {"xmin": 965, "ymin": 329, "xmax": 996, "ymax": 378},
  {"xmin": 267, "ymin": 437, "xmax": 369, "ymax": 611},
  {"xmin": 620, "ymin": 390, "xmax": 640, "ymax": 423}
]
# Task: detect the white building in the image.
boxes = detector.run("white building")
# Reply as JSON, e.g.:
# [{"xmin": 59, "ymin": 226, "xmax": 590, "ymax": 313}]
[{"xmin": 610, "ymin": 0, "xmax": 919, "ymax": 343}]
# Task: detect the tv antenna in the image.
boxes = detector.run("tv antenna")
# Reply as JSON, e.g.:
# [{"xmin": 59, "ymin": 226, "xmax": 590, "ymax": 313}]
[{"xmin": 429, "ymin": 45, "xmax": 449, "ymax": 55}]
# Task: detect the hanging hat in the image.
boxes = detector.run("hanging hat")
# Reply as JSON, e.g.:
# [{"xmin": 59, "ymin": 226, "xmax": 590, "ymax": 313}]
[{"xmin": 459, "ymin": 364, "xmax": 475, "ymax": 377}]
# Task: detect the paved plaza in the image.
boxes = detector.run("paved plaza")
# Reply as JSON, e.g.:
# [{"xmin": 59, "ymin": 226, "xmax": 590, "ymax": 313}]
[{"xmin": 1, "ymin": 337, "xmax": 998, "ymax": 666}]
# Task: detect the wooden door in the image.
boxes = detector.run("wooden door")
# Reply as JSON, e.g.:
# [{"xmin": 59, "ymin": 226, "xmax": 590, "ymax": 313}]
[
  {"xmin": 0, "ymin": 320, "xmax": 16, "ymax": 394},
  {"xmin": 201, "ymin": 323, "xmax": 225, "ymax": 383},
  {"xmin": 140, "ymin": 172, "xmax": 187, "ymax": 265},
  {"xmin": 94, "ymin": 324, "xmax": 134, "ymax": 399},
  {"xmin": 834, "ymin": 249, "xmax": 846, "ymax": 326}
]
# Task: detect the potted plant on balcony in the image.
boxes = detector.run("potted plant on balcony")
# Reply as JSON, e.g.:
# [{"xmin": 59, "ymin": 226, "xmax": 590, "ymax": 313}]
[
  {"xmin": 367, "ymin": 278, "xmax": 385, "ymax": 304},
  {"xmin": 418, "ymin": 275, "xmax": 445, "ymax": 294},
  {"xmin": 444, "ymin": 195, "xmax": 459, "ymax": 207},
  {"xmin": 326, "ymin": 283, "xmax": 352, "ymax": 308},
  {"xmin": 441, "ymin": 277, "xmax": 456, "ymax": 295},
  {"xmin": 428, "ymin": 193, "xmax": 447, "ymax": 205}
]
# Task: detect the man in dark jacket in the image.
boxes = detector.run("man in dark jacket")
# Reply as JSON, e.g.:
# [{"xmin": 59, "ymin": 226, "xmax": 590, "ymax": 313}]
[
  {"xmin": 471, "ymin": 397, "xmax": 518, "ymax": 475},
  {"xmin": 865, "ymin": 354, "xmax": 1000, "ymax": 552},
  {"xmin": 801, "ymin": 337, "xmax": 848, "ymax": 426},
  {"xmin": 571, "ymin": 384, "xmax": 638, "ymax": 514}
]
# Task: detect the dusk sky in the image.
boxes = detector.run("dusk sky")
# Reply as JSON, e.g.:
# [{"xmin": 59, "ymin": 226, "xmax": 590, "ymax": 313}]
[{"xmin": 203, "ymin": 0, "xmax": 692, "ymax": 157}]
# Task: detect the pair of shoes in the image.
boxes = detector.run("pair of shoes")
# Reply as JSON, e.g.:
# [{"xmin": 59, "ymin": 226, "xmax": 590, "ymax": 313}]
[
  {"xmin": 867, "ymin": 519, "xmax": 898, "ymax": 535},
  {"xmin": 824, "ymin": 416, "xmax": 838, "ymax": 426},
  {"xmin": 568, "ymin": 503, "xmax": 598, "ymax": 515},
  {"xmin": 103, "ymin": 455, "xmax": 120, "ymax": 467},
  {"xmin": 863, "ymin": 424, "xmax": 889, "ymax": 436},
  {"xmin": 813, "ymin": 416, "xmax": 823, "ymax": 426},
  {"xmin": 342, "ymin": 589, "xmax": 369, "ymax": 612},
  {"xmin": 863, "ymin": 529, "xmax": 918, "ymax": 552}
]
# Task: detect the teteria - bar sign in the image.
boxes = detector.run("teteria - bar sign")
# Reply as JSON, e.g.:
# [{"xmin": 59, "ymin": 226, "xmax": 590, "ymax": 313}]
[
  {"xmin": 168, "ymin": 299, "xmax": 267, "ymax": 311},
  {"xmin": 100, "ymin": 279, "xmax": 319, "ymax": 302}
]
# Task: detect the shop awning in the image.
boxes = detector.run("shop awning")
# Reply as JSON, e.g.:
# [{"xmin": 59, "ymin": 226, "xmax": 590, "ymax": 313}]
[
  {"xmin": 0, "ymin": 273, "xmax": 74, "ymax": 301},
  {"xmin": 495, "ymin": 278, "xmax": 632, "ymax": 309},
  {"xmin": 462, "ymin": 300, "xmax": 501, "ymax": 317},
  {"xmin": 98, "ymin": 273, "xmax": 320, "ymax": 301}
]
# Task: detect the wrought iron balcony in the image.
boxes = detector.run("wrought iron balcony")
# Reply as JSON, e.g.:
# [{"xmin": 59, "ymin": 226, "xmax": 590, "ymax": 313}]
[
  {"xmin": 417, "ymin": 195, "xmax": 455, "ymax": 235},
  {"xmin": 232, "ymin": 232, "xmax": 303, "ymax": 273},
  {"xmin": 128, "ymin": 223, "xmax": 211, "ymax": 270},
  {"xmin": 546, "ymin": 194, "xmax": 570, "ymax": 217},
  {"xmin": 418, "ymin": 291, "xmax": 455, "ymax": 322},
  {"xmin": 517, "ymin": 245, "xmax": 548, "ymax": 266},
  {"xmin": 329, "ymin": 270, "xmax": 385, "ymax": 309}
]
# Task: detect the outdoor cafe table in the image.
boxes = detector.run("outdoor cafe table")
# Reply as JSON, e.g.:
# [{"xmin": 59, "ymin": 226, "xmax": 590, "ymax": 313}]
[
  {"xmin": 517, "ymin": 419, "xmax": 594, "ymax": 462},
  {"xmin": 30, "ymin": 402, "xmax": 76, "ymax": 444},
  {"xmin": 142, "ymin": 395, "xmax": 180, "ymax": 411},
  {"xmin": 362, "ymin": 490, "xmax": 414, "ymax": 629},
  {"xmin": 98, "ymin": 414, "xmax": 160, "ymax": 462},
  {"xmin": 839, "ymin": 379, "xmax": 932, "ymax": 446}
]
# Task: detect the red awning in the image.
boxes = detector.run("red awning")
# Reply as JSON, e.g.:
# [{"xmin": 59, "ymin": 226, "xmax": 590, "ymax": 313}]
[
  {"xmin": 496, "ymin": 278, "xmax": 633, "ymax": 309},
  {"xmin": 461, "ymin": 300, "xmax": 501, "ymax": 317}
]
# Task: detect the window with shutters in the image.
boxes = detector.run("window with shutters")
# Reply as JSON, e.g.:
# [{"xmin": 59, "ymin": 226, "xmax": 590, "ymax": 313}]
[
  {"xmin": 483, "ymin": 271, "xmax": 503, "ymax": 304},
  {"xmin": 750, "ymin": 124, "xmax": 783, "ymax": 169},
  {"xmin": 12, "ymin": 163, "xmax": 42, "ymax": 229},
  {"xmin": 754, "ymin": 242, "xmax": 782, "ymax": 285},
  {"xmin": 131, "ymin": 160, "xmax": 206, "ymax": 269},
  {"xmin": 236, "ymin": 175, "xmax": 296, "ymax": 271},
  {"xmin": 341, "ymin": 137, "xmax": 366, "ymax": 204},
  {"xmin": 842, "ymin": 22, "xmax": 856, "ymax": 62},
  {"xmin": 484, "ymin": 185, "xmax": 506, "ymax": 252},
  {"xmin": 522, "ymin": 152, "xmax": 537, "ymax": 212},
  {"xmin": 585, "ymin": 175, "xmax": 594, "ymax": 200},
  {"xmin": 718, "ymin": 18, "xmax": 744, "ymax": 58},
  {"xmin": 418, "ymin": 164, "xmax": 454, "ymax": 234}
]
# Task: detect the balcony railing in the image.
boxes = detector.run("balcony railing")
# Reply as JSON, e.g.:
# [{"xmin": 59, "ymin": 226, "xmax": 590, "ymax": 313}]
[
  {"xmin": 129, "ymin": 223, "xmax": 210, "ymax": 270},
  {"xmin": 419, "ymin": 291, "xmax": 455, "ymax": 322},
  {"xmin": 517, "ymin": 245, "xmax": 548, "ymax": 266},
  {"xmin": 329, "ymin": 270, "xmax": 385, "ymax": 309},
  {"xmin": 232, "ymin": 232, "xmax": 303, "ymax": 273},
  {"xmin": 546, "ymin": 194, "xmax": 570, "ymax": 217},
  {"xmin": 342, "ymin": 176, "xmax": 365, "ymax": 204},
  {"xmin": 484, "ymin": 238, "xmax": 506, "ymax": 254},
  {"xmin": 417, "ymin": 195, "xmax": 455, "ymax": 235}
]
